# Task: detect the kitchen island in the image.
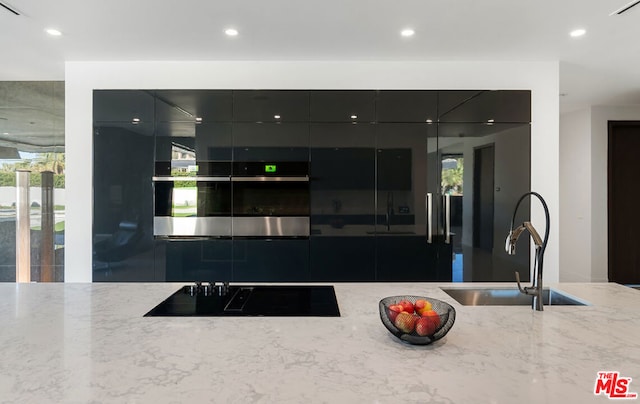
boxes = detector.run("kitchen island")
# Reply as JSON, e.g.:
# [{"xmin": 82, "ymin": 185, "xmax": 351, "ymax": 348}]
[{"xmin": 1, "ymin": 282, "xmax": 639, "ymax": 403}]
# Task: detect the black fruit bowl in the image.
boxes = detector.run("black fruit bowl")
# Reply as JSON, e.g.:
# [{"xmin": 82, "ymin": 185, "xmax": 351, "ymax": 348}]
[{"xmin": 379, "ymin": 296, "xmax": 456, "ymax": 345}]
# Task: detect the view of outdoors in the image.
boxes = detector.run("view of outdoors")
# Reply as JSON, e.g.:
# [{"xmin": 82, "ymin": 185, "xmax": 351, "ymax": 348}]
[
  {"xmin": 0, "ymin": 153, "xmax": 66, "ymax": 232},
  {"xmin": 442, "ymin": 156, "xmax": 463, "ymax": 195},
  {"xmin": 0, "ymin": 81, "xmax": 65, "ymax": 282},
  {"xmin": 171, "ymin": 143, "xmax": 198, "ymax": 216}
]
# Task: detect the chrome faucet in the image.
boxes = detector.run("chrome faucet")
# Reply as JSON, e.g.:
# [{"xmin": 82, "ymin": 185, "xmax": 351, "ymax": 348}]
[{"xmin": 505, "ymin": 192, "xmax": 550, "ymax": 311}]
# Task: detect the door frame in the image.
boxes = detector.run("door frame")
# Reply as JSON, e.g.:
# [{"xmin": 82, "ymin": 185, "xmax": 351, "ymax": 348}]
[{"xmin": 607, "ymin": 120, "xmax": 640, "ymax": 283}]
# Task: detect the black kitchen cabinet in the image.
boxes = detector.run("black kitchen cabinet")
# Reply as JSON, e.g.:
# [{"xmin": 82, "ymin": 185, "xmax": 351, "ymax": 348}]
[
  {"xmin": 436, "ymin": 91, "xmax": 532, "ymax": 281},
  {"xmin": 309, "ymin": 121, "xmax": 376, "ymax": 280},
  {"xmin": 373, "ymin": 123, "xmax": 451, "ymax": 281},
  {"xmin": 232, "ymin": 123, "xmax": 309, "ymax": 162},
  {"xmin": 376, "ymin": 90, "xmax": 438, "ymax": 123},
  {"xmin": 233, "ymin": 90, "xmax": 309, "ymax": 123},
  {"xmin": 93, "ymin": 90, "xmax": 156, "ymax": 281},
  {"xmin": 163, "ymin": 239, "xmax": 232, "ymax": 281},
  {"xmin": 93, "ymin": 89, "xmax": 532, "ymax": 283},
  {"xmin": 233, "ymin": 239, "xmax": 309, "ymax": 282},
  {"xmin": 377, "ymin": 148, "xmax": 412, "ymax": 191},
  {"xmin": 310, "ymin": 147, "xmax": 375, "ymax": 190},
  {"xmin": 309, "ymin": 237, "xmax": 375, "ymax": 281},
  {"xmin": 376, "ymin": 235, "xmax": 451, "ymax": 281},
  {"xmin": 310, "ymin": 91, "xmax": 375, "ymax": 123},
  {"xmin": 438, "ymin": 90, "xmax": 531, "ymax": 123}
]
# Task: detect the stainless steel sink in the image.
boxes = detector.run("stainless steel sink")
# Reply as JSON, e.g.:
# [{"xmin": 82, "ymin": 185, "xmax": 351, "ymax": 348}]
[{"xmin": 440, "ymin": 287, "xmax": 589, "ymax": 306}]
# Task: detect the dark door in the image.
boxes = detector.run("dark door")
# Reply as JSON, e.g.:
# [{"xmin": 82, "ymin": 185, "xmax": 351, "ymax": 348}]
[
  {"xmin": 473, "ymin": 144, "xmax": 495, "ymax": 251},
  {"xmin": 608, "ymin": 121, "xmax": 640, "ymax": 284}
]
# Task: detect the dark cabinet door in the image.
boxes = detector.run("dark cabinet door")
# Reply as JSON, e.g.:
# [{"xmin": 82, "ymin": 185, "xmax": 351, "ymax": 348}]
[
  {"xmin": 93, "ymin": 90, "xmax": 156, "ymax": 281},
  {"xmin": 310, "ymin": 90, "xmax": 375, "ymax": 123},
  {"xmin": 309, "ymin": 122, "xmax": 376, "ymax": 280},
  {"xmin": 232, "ymin": 122, "xmax": 309, "ymax": 162},
  {"xmin": 231, "ymin": 90, "xmax": 310, "ymax": 163},
  {"xmin": 376, "ymin": 235, "xmax": 451, "ymax": 281},
  {"xmin": 436, "ymin": 90, "xmax": 531, "ymax": 282},
  {"xmin": 233, "ymin": 239, "xmax": 309, "ymax": 282},
  {"xmin": 374, "ymin": 122, "xmax": 449, "ymax": 281},
  {"xmin": 377, "ymin": 148, "xmax": 412, "ymax": 191},
  {"xmin": 437, "ymin": 90, "xmax": 531, "ymax": 123},
  {"xmin": 163, "ymin": 239, "xmax": 232, "ymax": 282},
  {"xmin": 376, "ymin": 90, "xmax": 437, "ymax": 123},
  {"xmin": 309, "ymin": 237, "xmax": 375, "ymax": 281},
  {"xmin": 154, "ymin": 90, "xmax": 233, "ymax": 170},
  {"xmin": 233, "ymin": 90, "xmax": 309, "ymax": 123}
]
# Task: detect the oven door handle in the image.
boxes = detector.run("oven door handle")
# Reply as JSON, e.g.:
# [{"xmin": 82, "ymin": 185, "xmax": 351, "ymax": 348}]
[
  {"xmin": 231, "ymin": 176, "xmax": 309, "ymax": 182},
  {"xmin": 152, "ymin": 176, "xmax": 230, "ymax": 182}
]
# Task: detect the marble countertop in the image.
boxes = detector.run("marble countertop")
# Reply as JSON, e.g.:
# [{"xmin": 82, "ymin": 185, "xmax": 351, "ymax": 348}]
[{"xmin": 1, "ymin": 282, "xmax": 639, "ymax": 403}]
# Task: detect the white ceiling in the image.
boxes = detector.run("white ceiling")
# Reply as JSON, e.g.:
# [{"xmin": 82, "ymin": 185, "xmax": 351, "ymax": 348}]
[{"xmin": 1, "ymin": 0, "xmax": 640, "ymax": 114}]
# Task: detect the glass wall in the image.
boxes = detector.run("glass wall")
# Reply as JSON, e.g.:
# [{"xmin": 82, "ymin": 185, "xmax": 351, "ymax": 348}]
[{"xmin": 0, "ymin": 82, "xmax": 65, "ymax": 282}]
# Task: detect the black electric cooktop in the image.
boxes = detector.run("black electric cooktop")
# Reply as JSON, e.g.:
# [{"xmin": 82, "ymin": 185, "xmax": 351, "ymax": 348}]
[{"xmin": 144, "ymin": 283, "xmax": 341, "ymax": 317}]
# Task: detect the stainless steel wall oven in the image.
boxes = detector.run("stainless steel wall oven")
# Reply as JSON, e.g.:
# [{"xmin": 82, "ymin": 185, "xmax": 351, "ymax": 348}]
[
  {"xmin": 231, "ymin": 162, "xmax": 309, "ymax": 237},
  {"xmin": 153, "ymin": 161, "xmax": 232, "ymax": 237},
  {"xmin": 153, "ymin": 161, "xmax": 309, "ymax": 238}
]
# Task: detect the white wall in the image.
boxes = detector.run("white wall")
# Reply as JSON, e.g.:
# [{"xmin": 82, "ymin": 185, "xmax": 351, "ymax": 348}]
[
  {"xmin": 65, "ymin": 61, "xmax": 560, "ymax": 282},
  {"xmin": 559, "ymin": 105, "xmax": 640, "ymax": 282},
  {"xmin": 559, "ymin": 108, "xmax": 592, "ymax": 281}
]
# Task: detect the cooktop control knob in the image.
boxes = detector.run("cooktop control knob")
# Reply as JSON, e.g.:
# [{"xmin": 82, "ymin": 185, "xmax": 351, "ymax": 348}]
[
  {"xmin": 214, "ymin": 282, "xmax": 229, "ymax": 296},
  {"xmin": 185, "ymin": 284, "xmax": 198, "ymax": 296},
  {"xmin": 201, "ymin": 282, "xmax": 212, "ymax": 296}
]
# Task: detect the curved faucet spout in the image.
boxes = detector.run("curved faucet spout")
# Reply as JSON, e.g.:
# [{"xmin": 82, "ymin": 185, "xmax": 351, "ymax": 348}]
[{"xmin": 505, "ymin": 192, "xmax": 550, "ymax": 311}]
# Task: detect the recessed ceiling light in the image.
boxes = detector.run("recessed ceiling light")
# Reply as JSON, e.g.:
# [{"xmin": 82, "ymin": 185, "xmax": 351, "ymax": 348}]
[
  {"xmin": 487, "ymin": 119, "xmax": 495, "ymax": 123},
  {"xmin": 401, "ymin": 28, "xmax": 415, "ymax": 37},
  {"xmin": 45, "ymin": 28, "xmax": 62, "ymax": 36},
  {"xmin": 195, "ymin": 117, "xmax": 203, "ymax": 122},
  {"xmin": 350, "ymin": 115, "xmax": 358, "ymax": 119},
  {"xmin": 426, "ymin": 119, "xmax": 433, "ymax": 124},
  {"xmin": 570, "ymin": 29, "xmax": 586, "ymax": 37},
  {"xmin": 274, "ymin": 115, "xmax": 281, "ymax": 119},
  {"xmin": 225, "ymin": 28, "xmax": 239, "ymax": 37}
]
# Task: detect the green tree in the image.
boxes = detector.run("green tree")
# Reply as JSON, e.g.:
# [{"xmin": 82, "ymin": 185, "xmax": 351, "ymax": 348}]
[
  {"xmin": 441, "ymin": 158, "xmax": 464, "ymax": 195},
  {"xmin": 0, "ymin": 152, "xmax": 65, "ymax": 187}
]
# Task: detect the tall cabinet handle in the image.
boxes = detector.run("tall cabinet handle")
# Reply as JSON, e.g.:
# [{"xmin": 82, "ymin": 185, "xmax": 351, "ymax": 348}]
[
  {"xmin": 445, "ymin": 194, "xmax": 451, "ymax": 244},
  {"xmin": 426, "ymin": 193, "xmax": 433, "ymax": 244}
]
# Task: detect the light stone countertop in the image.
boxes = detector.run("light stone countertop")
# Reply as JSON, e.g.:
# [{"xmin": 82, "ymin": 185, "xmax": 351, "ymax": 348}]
[{"xmin": 1, "ymin": 282, "xmax": 639, "ymax": 404}]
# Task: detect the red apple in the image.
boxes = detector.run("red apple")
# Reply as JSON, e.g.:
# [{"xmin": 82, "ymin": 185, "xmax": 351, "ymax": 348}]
[
  {"xmin": 394, "ymin": 312, "xmax": 417, "ymax": 333},
  {"xmin": 387, "ymin": 304, "xmax": 403, "ymax": 322},
  {"xmin": 414, "ymin": 299, "xmax": 432, "ymax": 316},
  {"xmin": 398, "ymin": 300, "xmax": 415, "ymax": 314},
  {"xmin": 422, "ymin": 309, "xmax": 441, "ymax": 328},
  {"xmin": 415, "ymin": 316, "xmax": 437, "ymax": 336}
]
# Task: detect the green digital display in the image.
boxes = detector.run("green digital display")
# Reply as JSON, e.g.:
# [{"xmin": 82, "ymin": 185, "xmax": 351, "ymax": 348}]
[{"xmin": 265, "ymin": 164, "xmax": 277, "ymax": 173}]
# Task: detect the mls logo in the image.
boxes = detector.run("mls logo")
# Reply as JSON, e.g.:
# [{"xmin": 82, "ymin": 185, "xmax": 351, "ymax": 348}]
[{"xmin": 595, "ymin": 371, "xmax": 638, "ymax": 399}]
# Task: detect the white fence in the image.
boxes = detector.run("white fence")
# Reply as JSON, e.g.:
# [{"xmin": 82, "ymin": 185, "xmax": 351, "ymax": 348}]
[{"xmin": 0, "ymin": 187, "xmax": 66, "ymax": 207}]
